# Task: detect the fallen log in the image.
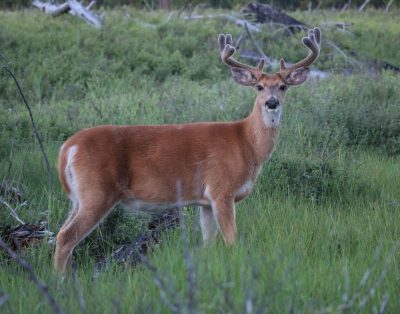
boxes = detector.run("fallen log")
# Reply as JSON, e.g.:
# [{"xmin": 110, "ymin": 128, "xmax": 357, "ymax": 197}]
[
  {"xmin": 1, "ymin": 221, "xmax": 54, "ymax": 251},
  {"xmin": 95, "ymin": 208, "xmax": 180, "ymax": 271},
  {"xmin": 242, "ymin": 2, "xmax": 306, "ymax": 32}
]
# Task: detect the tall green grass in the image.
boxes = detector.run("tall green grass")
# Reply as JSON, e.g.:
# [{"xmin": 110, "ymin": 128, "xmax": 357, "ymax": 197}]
[{"xmin": 1, "ymin": 8, "xmax": 399, "ymax": 314}]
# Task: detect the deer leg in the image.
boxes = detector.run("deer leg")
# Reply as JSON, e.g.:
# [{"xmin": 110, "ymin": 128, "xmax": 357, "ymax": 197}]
[
  {"xmin": 199, "ymin": 206, "xmax": 217, "ymax": 245},
  {"xmin": 54, "ymin": 197, "xmax": 115, "ymax": 274},
  {"xmin": 210, "ymin": 196, "xmax": 236, "ymax": 245}
]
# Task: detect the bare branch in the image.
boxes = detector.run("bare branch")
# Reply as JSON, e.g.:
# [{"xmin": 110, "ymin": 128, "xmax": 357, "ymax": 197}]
[
  {"xmin": 244, "ymin": 23, "xmax": 272, "ymax": 66},
  {"xmin": 0, "ymin": 199, "xmax": 25, "ymax": 224},
  {"xmin": 385, "ymin": 0, "xmax": 394, "ymax": 13},
  {"xmin": 67, "ymin": 0, "xmax": 102, "ymax": 28},
  {"xmin": 0, "ymin": 237, "xmax": 64, "ymax": 314},
  {"xmin": 86, "ymin": 0, "xmax": 96, "ymax": 10},
  {"xmin": 2, "ymin": 65, "xmax": 52, "ymax": 190},
  {"xmin": 358, "ymin": 0, "xmax": 370, "ymax": 12},
  {"xmin": 184, "ymin": 14, "xmax": 260, "ymax": 32},
  {"xmin": 32, "ymin": 1, "xmax": 70, "ymax": 16}
]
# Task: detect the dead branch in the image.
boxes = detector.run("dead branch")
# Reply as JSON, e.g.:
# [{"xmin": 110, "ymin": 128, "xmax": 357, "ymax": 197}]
[
  {"xmin": 95, "ymin": 209, "xmax": 179, "ymax": 270},
  {"xmin": 86, "ymin": 0, "xmax": 96, "ymax": 10},
  {"xmin": 0, "ymin": 237, "xmax": 64, "ymax": 314},
  {"xmin": 358, "ymin": 0, "xmax": 370, "ymax": 12},
  {"xmin": 2, "ymin": 65, "xmax": 52, "ymax": 190},
  {"xmin": 32, "ymin": 0, "xmax": 102, "ymax": 29},
  {"xmin": 2, "ymin": 221, "xmax": 54, "ymax": 251},
  {"xmin": 0, "ymin": 199, "xmax": 25, "ymax": 225},
  {"xmin": 244, "ymin": 23, "xmax": 271, "ymax": 66},
  {"xmin": 183, "ymin": 14, "xmax": 260, "ymax": 32},
  {"xmin": 68, "ymin": 0, "xmax": 102, "ymax": 28},
  {"xmin": 385, "ymin": 0, "xmax": 394, "ymax": 13},
  {"xmin": 242, "ymin": 2, "xmax": 306, "ymax": 32},
  {"xmin": 0, "ymin": 180, "xmax": 25, "ymax": 204},
  {"xmin": 32, "ymin": 0, "xmax": 70, "ymax": 16}
]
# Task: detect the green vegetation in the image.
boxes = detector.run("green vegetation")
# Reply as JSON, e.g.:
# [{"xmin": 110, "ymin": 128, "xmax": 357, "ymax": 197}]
[{"xmin": 1, "ymin": 8, "xmax": 399, "ymax": 313}]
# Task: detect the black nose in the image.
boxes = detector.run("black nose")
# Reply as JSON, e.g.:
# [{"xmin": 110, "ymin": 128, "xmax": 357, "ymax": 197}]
[{"xmin": 265, "ymin": 97, "xmax": 279, "ymax": 109}]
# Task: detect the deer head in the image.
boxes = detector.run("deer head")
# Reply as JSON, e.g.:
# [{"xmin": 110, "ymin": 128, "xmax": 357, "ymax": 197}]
[{"xmin": 219, "ymin": 27, "xmax": 321, "ymax": 127}]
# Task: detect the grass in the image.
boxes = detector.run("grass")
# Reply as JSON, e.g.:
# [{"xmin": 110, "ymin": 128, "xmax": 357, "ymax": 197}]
[{"xmin": 1, "ymin": 7, "xmax": 400, "ymax": 314}]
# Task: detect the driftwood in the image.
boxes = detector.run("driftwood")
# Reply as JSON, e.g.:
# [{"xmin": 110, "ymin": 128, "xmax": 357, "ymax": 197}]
[
  {"xmin": 32, "ymin": 0, "xmax": 102, "ymax": 28},
  {"xmin": 242, "ymin": 2, "xmax": 306, "ymax": 32},
  {"xmin": 96, "ymin": 209, "xmax": 179, "ymax": 271}
]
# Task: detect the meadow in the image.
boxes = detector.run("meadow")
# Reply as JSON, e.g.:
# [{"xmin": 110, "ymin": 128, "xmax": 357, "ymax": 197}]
[{"xmin": 0, "ymin": 6, "xmax": 399, "ymax": 313}]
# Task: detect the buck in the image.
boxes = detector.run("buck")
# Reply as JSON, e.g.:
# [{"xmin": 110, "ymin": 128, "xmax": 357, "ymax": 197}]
[{"xmin": 54, "ymin": 28, "xmax": 321, "ymax": 273}]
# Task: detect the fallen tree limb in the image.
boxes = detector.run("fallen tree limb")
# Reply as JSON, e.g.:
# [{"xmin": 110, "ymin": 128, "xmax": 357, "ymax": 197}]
[
  {"xmin": 358, "ymin": 0, "xmax": 370, "ymax": 12},
  {"xmin": 2, "ymin": 221, "xmax": 54, "ymax": 251},
  {"xmin": 32, "ymin": 0, "xmax": 70, "ymax": 16},
  {"xmin": 385, "ymin": 0, "xmax": 394, "ymax": 13},
  {"xmin": 67, "ymin": 0, "xmax": 102, "ymax": 28},
  {"xmin": 184, "ymin": 14, "xmax": 260, "ymax": 32},
  {"xmin": 242, "ymin": 2, "xmax": 306, "ymax": 32},
  {"xmin": 95, "ymin": 209, "xmax": 179, "ymax": 271},
  {"xmin": 32, "ymin": 0, "xmax": 102, "ymax": 28}
]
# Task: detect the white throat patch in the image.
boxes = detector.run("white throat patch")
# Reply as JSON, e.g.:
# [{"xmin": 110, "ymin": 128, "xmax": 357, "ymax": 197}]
[{"xmin": 262, "ymin": 107, "xmax": 282, "ymax": 128}]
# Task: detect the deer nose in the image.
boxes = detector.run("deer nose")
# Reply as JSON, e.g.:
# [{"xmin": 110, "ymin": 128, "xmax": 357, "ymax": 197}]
[{"xmin": 265, "ymin": 97, "xmax": 279, "ymax": 110}]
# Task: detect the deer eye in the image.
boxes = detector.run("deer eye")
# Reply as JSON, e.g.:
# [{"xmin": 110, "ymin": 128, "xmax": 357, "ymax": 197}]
[
  {"xmin": 279, "ymin": 84, "xmax": 287, "ymax": 91},
  {"xmin": 256, "ymin": 85, "xmax": 264, "ymax": 91}
]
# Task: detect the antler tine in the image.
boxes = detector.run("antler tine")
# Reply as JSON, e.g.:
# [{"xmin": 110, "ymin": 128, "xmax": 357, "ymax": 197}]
[
  {"xmin": 218, "ymin": 33, "xmax": 264, "ymax": 75},
  {"xmin": 280, "ymin": 27, "xmax": 321, "ymax": 78}
]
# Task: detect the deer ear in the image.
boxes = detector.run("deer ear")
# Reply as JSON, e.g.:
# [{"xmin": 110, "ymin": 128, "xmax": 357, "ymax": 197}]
[
  {"xmin": 285, "ymin": 67, "xmax": 310, "ymax": 85},
  {"xmin": 231, "ymin": 68, "xmax": 257, "ymax": 86}
]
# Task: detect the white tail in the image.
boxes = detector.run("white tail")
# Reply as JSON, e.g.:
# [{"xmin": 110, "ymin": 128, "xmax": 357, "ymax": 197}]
[{"xmin": 54, "ymin": 28, "xmax": 321, "ymax": 273}]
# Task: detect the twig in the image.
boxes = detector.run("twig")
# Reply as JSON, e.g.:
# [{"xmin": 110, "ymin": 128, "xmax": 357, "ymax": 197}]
[
  {"xmin": 0, "ymin": 199, "xmax": 25, "ymax": 224},
  {"xmin": 2, "ymin": 65, "xmax": 52, "ymax": 190},
  {"xmin": 385, "ymin": 0, "xmax": 394, "ymax": 13},
  {"xmin": 86, "ymin": 0, "xmax": 96, "ymax": 10},
  {"xmin": 244, "ymin": 23, "xmax": 271, "ymax": 66},
  {"xmin": 0, "ymin": 237, "xmax": 64, "ymax": 314},
  {"xmin": 358, "ymin": 0, "xmax": 370, "ymax": 12},
  {"xmin": 142, "ymin": 0, "xmax": 154, "ymax": 11},
  {"xmin": 176, "ymin": 2, "xmax": 189, "ymax": 19}
]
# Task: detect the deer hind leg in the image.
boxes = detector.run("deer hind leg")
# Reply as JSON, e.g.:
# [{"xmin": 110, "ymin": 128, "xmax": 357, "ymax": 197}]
[
  {"xmin": 205, "ymin": 188, "xmax": 236, "ymax": 245},
  {"xmin": 199, "ymin": 206, "xmax": 217, "ymax": 245},
  {"xmin": 54, "ymin": 194, "xmax": 116, "ymax": 274}
]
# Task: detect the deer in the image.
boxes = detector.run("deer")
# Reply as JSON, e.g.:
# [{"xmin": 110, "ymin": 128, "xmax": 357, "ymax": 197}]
[{"xmin": 54, "ymin": 28, "xmax": 321, "ymax": 273}]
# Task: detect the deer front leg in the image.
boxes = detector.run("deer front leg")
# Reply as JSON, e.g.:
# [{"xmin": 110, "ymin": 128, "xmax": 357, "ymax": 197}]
[{"xmin": 206, "ymin": 192, "xmax": 236, "ymax": 245}]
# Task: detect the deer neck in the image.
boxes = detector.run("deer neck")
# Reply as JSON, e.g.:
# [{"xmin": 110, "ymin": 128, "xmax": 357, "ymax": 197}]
[{"xmin": 243, "ymin": 101, "xmax": 281, "ymax": 165}]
